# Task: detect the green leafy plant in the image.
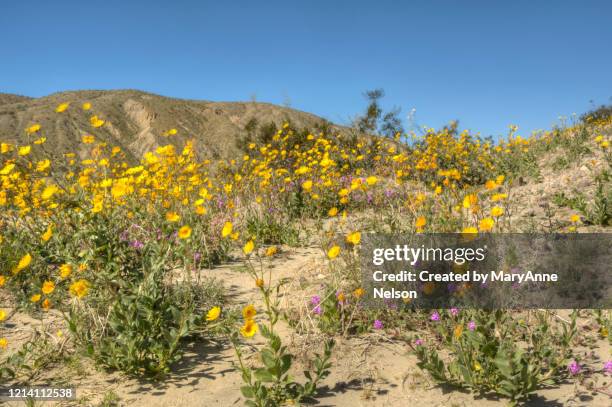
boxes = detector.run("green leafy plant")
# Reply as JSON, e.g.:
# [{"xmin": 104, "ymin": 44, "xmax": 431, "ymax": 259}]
[
  {"xmin": 66, "ymin": 239, "xmax": 223, "ymax": 376},
  {"xmin": 0, "ymin": 331, "xmax": 65, "ymax": 382},
  {"xmin": 552, "ymin": 171, "xmax": 610, "ymax": 226},
  {"xmin": 75, "ymin": 272, "xmax": 196, "ymax": 375},
  {"xmin": 414, "ymin": 310, "xmax": 578, "ymax": 404},
  {"xmin": 246, "ymin": 213, "xmax": 300, "ymax": 246},
  {"xmin": 234, "ymin": 325, "xmax": 334, "ymax": 407},
  {"xmin": 227, "ymin": 247, "xmax": 334, "ymax": 406}
]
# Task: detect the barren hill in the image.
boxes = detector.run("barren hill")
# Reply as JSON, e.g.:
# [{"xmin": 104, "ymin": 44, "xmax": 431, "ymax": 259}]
[
  {"xmin": 0, "ymin": 90, "xmax": 335, "ymax": 160},
  {"xmin": 0, "ymin": 93, "xmax": 32, "ymax": 106}
]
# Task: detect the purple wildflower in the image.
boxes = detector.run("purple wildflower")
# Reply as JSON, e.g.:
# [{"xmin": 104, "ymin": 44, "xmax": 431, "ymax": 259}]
[
  {"xmin": 373, "ymin": 320, "xmax": 383, "ymax": 330},
  {"xmin": 313, "ymin": 305, "xmax": 322, "ymax": 315},
  {"xmin": 130, "ymin": 240, "xmax": 144, "ymax": 250},
  {"xmin": 430, "ymin": 311, "xmax": 440, "ymax": 321},
  {"xmin": 450, "ymin": 307, "xmax": 459, "ymax": 316},
  {"xmin": 604, "ymin": 361, "xmax": 612, "ymax": 374},
  {"xmin": 568, "ymin": 360, "xmax": 581, "ymax": 375},
  {"xmin": 414, "ymin": 338, "xmax": 424, "ymax": 346},
  {"xmin": 468, "ymin": 321, "xmax": 476, "ymax": 331},
  {"xmin": 310, "ymin": 295, "xmax": 321, "ymax": 306}
]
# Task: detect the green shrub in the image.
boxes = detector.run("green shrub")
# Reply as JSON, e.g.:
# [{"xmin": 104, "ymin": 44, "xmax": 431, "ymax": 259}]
[
  {"xmin": 246, "ymin": 213, "xmax": 300, "ymax": 246},
  {"xmin": 414, "ymin": 310, "xmax": 578, "ymax": 404}
]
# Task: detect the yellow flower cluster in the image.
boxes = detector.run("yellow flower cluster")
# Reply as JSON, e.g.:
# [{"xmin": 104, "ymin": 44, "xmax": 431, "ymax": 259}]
[{"xmin": 1, "ymin": 100, "xmax": 594, "ymax": 322}]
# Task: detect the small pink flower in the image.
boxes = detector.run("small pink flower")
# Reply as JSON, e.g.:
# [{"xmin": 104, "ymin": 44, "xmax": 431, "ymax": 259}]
[
  {"xmin": 430, "ymin": 311, "xmax": 440, "ymax": 321},
  {"xmin": 450, "ymin": 307, "xmax": 459, "ymax": 316},
  {"xmin": 468, "ymin": 321, "xmax": 476, "ymax": 331},
  {"xmin": 568, "ymin": 360, "xmax": 581, "ymax": 375},
  {"xmin": 414, "ymin": 338, "xmax": 424, "ymax": 346},
  {"xmin": 604, "ymin": 360, "xmax": 612, "ymax": 374},
  {"xmin": 373, "ymin": 320, "xmax": 383, "ymax": 330}
]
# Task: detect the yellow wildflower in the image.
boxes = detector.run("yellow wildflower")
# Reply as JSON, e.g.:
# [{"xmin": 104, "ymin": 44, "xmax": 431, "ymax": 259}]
[
  {"xmin": 59, "ymin": 264, "xmax": 72, "ymax": 279},
  {"xmin": 166, "ymin": 211, "xmax": 180, "ymax": 222},
  {"xmin": 242, "ymin": 304, "xmax": 257, "ymax": 320},
  {"xmin": 479, "ymin": 217, "xmax": 495, "ymax": 232},
  {"xmin": 55, "ymin": 102, "xmax": 70, "ymax": 113},
  {"xmin": 454, "ymin": 324, "xmax": 463, "ymax": 339},
  {"xmin": 243, "ymin": 240, "xmax": 255, "ymax": 255},
  {"xmin": 69, "ymin": 280, "xmax": 90, "ymax": 298},
  {"xmin": 221, "ymin": 221, "xmax": 233, "ymax": 238},
  {"xmin": 490, "ymin": 206, "xmax": 504, "ymax": 217},
  {"xmin": 41, "ymin": 281, "xmax": 55, "ymax": 295},
  {"xmin": 327, "ymin": 245, "xmax": 340, "ymax": 259},
  {"xmin": 346, "ymin": 231, "xmax": 361, "ymax": 245},
  {"xmin": 206, "ymin": 306, "xmax": 221, "ymax": 321},
  {"xmin": 240, "ymin": 319, "xmax": 258, "ymax": 338},
  {"xmin": 415, "ymin": 216, "xmax": 426, "ymax": 229},
  {"xmin": 13, "ymin": 254, "xmax": 32, "ymax": 274},
  {"xmin": 178, "ymin": 225, "xmax": 192, "ymax": 239},
  {"xmin": 485, "ymin": 180, "xmax": 497, "ymax": 190},
  {"xmin": 26, "ymin": 124, "xmax": 41, "ymax": 134},
  {"xmin": 463, "ymin": 194, "xmax": 478, "ymax": 209},
  {"xmin": 302, "ymin": 180, "xmax": 313, "ymax": 191}
]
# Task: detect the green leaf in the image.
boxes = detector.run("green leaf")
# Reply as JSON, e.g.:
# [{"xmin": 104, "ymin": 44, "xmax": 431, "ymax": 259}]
[
  {"xmin": 240, "ymin": 386, "xmax": 254, "ymax": 398},
  {"xmin": 280, "ymin": 354, "xmax": 292, "ymax": 374},
  {"xmin": 254, "ymin": 367, "xmax": 275, "ymax": 382},
  {"xmin": 494, "ymin": 351, "xmax": 513, "ymax": 379},
  {"xmin": 261, "ymin": 349, "xmax": 276, "ymax": 370}
]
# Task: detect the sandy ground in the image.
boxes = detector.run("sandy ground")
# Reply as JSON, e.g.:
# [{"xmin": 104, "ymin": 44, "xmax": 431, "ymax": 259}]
[{"xmin": 2, "ymin": 246, "xmax": 610, "ymax": 406}]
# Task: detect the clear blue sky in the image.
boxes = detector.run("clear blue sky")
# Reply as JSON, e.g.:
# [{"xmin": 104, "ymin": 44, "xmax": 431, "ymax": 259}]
[{"xmin": 1, "ymin": 1, "xmax": 611, "ymax": 138}]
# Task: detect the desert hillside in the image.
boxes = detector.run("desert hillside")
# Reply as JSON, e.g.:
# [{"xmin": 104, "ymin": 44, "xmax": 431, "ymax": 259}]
[
  {"xmin": 0, "ymin": 90, "xmax": 335, "ymax": 161},
  {"xmin": 0, "ymin": 92, "xmax": 611, "ymax": 406}
]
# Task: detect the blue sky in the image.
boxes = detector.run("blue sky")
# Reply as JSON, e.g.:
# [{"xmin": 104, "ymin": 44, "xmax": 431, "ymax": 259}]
[{"xmin": 1, "ymin": 1, "xmax": 611, "ymax": 138}]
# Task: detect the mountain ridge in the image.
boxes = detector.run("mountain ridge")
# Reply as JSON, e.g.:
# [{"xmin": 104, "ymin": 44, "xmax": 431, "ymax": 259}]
[{"xmin": 0, "ymin": 89, "xmax": 339, "ymax": 160}]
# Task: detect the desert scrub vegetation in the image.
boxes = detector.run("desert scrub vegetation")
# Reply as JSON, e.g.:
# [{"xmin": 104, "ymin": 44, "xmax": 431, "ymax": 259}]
[
  {"xmin": 0, "ymin": 99, "xmax": 611, "ymax": 404},
  {"xmin": 414, "ymin": 310, "xmax": 579, "ymax": 403},
  {"xmin": 224, "ymin": 246, "xmax": 335, "ymax": 406}
]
